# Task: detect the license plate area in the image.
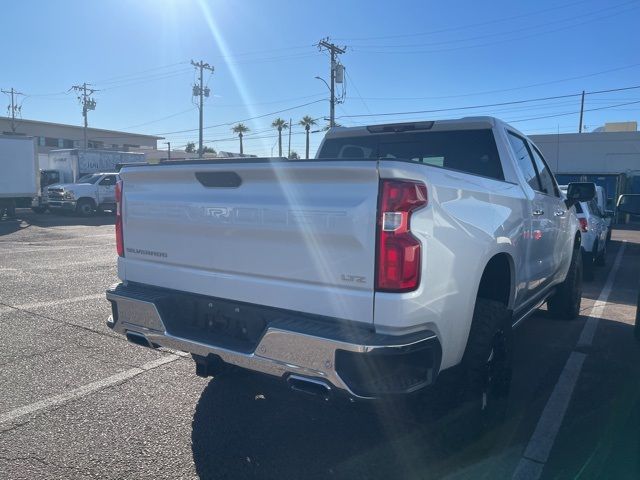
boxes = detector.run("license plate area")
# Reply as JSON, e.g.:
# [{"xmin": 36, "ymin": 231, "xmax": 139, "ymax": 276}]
[{"xmin": 155, "ymin": 293, "xmax": 268, "ymax": 353}]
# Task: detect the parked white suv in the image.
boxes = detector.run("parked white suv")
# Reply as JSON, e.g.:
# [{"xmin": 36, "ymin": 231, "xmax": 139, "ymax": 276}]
[
  {"xmin": 560, "ymin": 185, "xmax": 608, "ymax": 280},
  {"xmin": 106, "ymin": 117, "xmax": 593, "ymax": 419}
]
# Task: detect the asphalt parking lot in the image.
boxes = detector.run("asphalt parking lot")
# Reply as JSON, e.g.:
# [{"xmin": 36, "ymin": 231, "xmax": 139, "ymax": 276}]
[{"xmin": 0, "ymin": 210, "xmax": 639, "ymax": 480}]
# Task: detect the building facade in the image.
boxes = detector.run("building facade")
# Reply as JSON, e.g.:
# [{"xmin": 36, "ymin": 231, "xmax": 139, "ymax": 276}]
[
  {"xmin": 530, "ymin": 129, "xmax": 640, "ymax": 210},
  {"xmin": 0, "ymin": 117, "xmax": 162, "ymax": 155}
]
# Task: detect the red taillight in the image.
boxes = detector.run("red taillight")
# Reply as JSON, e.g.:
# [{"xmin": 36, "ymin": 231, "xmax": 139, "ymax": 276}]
[
  {"xmin": 579, "ymin": 217, "xmax": 588, "ymax": 232},
  {"xmin": 376, "ymin": 180, "xmax": 428, "ymax": 292},
  {"xmin": 115, "ymin": 179, "xmax": 124, "ymax": 257}
]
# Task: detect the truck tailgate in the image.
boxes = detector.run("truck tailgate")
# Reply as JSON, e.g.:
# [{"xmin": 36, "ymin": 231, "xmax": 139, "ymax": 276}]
[{"xmin": 119, "ymin": 160, "xmax": 379, "ymax": 324}]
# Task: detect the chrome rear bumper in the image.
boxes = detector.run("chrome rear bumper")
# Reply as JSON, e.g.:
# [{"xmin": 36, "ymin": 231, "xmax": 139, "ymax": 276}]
[{"xmin": 106, "ymin": 282, "xmax": 441, "ymax": 399}]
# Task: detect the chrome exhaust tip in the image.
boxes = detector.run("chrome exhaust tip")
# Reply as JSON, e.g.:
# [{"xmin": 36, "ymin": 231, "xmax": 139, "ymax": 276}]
[
  {"xmin": 126, "ymin": 331, "xmax": 153, "ymax": 349},
  {"xmin": 287, "ymin": 375, "xmax": 331, "ymax": 400}
]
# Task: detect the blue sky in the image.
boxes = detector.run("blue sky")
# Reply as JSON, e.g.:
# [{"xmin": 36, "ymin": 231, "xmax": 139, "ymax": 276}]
[{"xmin": 1, "ymin": 0, "xmax": 638, "ymax": 156}]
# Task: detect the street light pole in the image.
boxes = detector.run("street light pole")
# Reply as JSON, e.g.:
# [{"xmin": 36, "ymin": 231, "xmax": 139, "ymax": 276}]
[{"xmin": 315, "ymin": 76, "xmax": 331, "ymax": 127}]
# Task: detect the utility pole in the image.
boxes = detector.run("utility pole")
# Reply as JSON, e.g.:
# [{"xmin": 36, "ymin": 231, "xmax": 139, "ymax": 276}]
[
  {"xmin": 191, "ymin": 60, "xmax": 214, "ymax": 158},
  {"xmin": 164, "ymin": 141, "xmax": 171, "ymax": 161},
  {"xmin": 318, "ymin": 38, "xmax": 346, "ymax": 128},
  {"xmin": 70, "ymin": 83, "xmax": 97, "ymax": 150},
  {"xmin": 578, "ymin": 90, "xmax": 585, "ymax": 133},
  {"xmin": 1, "ymin": 87, "xmax": 24, "ymax": 133},
  {"xmin": 288, "ymin": 117, "xmax": 292, "ymax": 158}
]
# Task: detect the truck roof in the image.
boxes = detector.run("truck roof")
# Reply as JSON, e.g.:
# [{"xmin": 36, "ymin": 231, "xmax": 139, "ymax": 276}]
[{"xmin": 323, "ymin": 116, "xmax": 513, "ymax": 139}]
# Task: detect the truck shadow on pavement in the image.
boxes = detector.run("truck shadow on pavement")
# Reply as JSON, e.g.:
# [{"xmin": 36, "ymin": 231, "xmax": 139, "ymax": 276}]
[
  {"xmin": 12, "ymin": 209, "xmax": 115, "ymax": 228},
  {"xmin": 0, "ymin": 217, "xmax": 29, "ymax": 237},
  {"xmin": 191, "ymin": 369, "xmax": 511, "ymax": 480},
  {"xmin": 191, "ymin": 316, "xmax": 640, "ymax": 480},
  {"xmin": 581, "ymin": 239, "xmax": 639, "ymax": 307}
]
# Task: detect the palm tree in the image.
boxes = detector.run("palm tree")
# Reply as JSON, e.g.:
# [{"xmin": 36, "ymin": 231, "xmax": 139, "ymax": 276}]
[
  {"xmin": 231, "ymin": 123, "xmax": 249, "ymax": 155},
  {"xmin": 299, "ymin": 116, "xmax": 317, "ymax": 159},
  {"xmin": 271, "ymin": 118, "xmax": 288, "ymax": 157}
]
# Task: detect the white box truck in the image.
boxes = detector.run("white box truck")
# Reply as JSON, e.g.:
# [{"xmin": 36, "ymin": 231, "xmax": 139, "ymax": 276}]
[
  {"xmin": 0, "ymin": 136, "xmax": 39, "ymax": 219},
  {"xmin": 47, "ymin": 149, "xmax": 146, "ymax": 184},
  {"xmin": 32, "ymin": 149, "xmax": 146, "ymax": 212}
]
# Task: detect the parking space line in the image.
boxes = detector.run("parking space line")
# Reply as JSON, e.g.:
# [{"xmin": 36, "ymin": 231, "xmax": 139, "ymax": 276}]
[
  {"xmin": 512, "ymin": 241, "xmax": 627, "ymax": 480},
  {"xmin": 0, "ymin": 354, "xmax": 181, "ymax": 427},
  {"xmin": 0, "ymin": 293, "xmax": 105, "ymax": 315},
  {"xmin": 577, "ymin": 242, "xmax": 627, "ymax": 348}
]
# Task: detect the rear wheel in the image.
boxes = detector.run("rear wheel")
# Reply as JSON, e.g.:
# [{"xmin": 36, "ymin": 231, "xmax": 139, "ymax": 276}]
[
  {"xmin": 459, "ymin": 298, "xmax": 513, "ymax": 429},
  {"xmin": 548, "ymin": 245, "xmax": 583, "ymax": 319},
  {"xmin": 582, "ymin": 249, "xmax": 595, "ymax": 281},
  {"xmin": 635, "ymin": 287, "xmax": 640, "ymax": 342},
  {"xmin": 595, "ymin": 241, "xmax": 606, "ymax": 266},
  {"xmin": 76, "ymin": 199, "xmax": 95, "ymax": 217},
  {"xmin": 6, "ymin": 202, "xmax": 16, "ymax": 219}
]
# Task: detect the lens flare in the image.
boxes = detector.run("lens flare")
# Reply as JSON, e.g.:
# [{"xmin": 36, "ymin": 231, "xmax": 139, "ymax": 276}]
[{"xmin": 195, "ymin": 0, "xmax": 269, "ymax": 153}]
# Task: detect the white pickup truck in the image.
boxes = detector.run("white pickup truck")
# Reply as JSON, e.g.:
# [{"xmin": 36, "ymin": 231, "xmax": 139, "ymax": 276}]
[
  {"xmin": 47, "ymin": 172, "xmax": 119, "ymax": 216},
  {"xmin": 106, "ymin": 117, "xmax": 594, "ymax": 416}
]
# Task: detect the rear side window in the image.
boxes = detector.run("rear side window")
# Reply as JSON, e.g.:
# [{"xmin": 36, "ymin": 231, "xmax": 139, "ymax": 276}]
[
  {"xmin": 317, "ymin": 129, "xmax": 504, "ymax": 181},
  {"xmin": 507, "ymin": 132, "xmax": 540, "ymax": 191},
  {"xmin": 528, "ymin": 143, "xmax": 559, "ymax": 197},
  {"xmin": 574, "ymin": 202, "xmax": 584, "ymax": 214}
]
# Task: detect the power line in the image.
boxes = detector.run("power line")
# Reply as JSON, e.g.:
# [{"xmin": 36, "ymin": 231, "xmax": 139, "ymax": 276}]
[
  {"xmin": 353, "ymin": 2, "xmax": 638, "ymax": 55},
  {"xmin": 97, "ymin": 69, "xmax": 193, "ymax": 92},
  {"xmin": 344, "ymin": 69, "xmax": 370, "ymax": 114},
  {"xmin": 90, "ymin": 61, "xmax": 190, "ymax": 84},
  {"xmin": 333, "ymin": 0, "xmax": 590, "ymax": 42},
  {"xmin": 206, "ymin": 92, "xmax": 326, "ymax": 108},
  {"xmin": 335, "ymin": 84, "xmax": 640, "ymax": 119},
  {"xmin": 155, "ymin": 99, "xmax": 326, "ymax": 136},
  {"xmin": 121, "ymin": 108, "xmax": 197, "ymax": 130},
  {"xmin": 506, "ymin": 99, "xmax": 640, "ymax": 124},
  {"xmin": 352, "ymin": 63, "xmax": 640, "ymax": 101},
  {"xmin": 350, "ymin": 1, "xmax": 637, "ymax": 50}
]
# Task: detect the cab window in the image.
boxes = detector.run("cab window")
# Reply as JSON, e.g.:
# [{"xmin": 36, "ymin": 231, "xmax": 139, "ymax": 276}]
[{"xmin": 99, "ymin": 175, "xmax": 117, "ymax": 186}]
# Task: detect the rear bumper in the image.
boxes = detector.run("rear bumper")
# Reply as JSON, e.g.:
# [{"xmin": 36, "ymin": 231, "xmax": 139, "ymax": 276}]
[{"xmin": 106, "ymin": 282, "xmax": 442, "ymax": 399}]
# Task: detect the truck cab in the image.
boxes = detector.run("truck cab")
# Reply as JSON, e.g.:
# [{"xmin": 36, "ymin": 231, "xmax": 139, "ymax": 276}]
[
  {"xmin": 31, "ymin": 169, "xmax": 62, "ymax": 213},
  {"xmin": 47, "ymin": 172, "xmax": 119, "ymax": 216}
]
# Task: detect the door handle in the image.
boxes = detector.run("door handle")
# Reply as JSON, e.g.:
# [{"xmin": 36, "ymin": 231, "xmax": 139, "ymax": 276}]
[{"xmin": 532, "ymin": 209, "xmax": 544, "ymax": 216}]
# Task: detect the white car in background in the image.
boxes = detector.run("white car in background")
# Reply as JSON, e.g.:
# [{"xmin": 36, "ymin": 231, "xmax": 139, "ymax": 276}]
[{"xmin": 560, "ymin": 185, "xmax": 608, "ymax": 280}]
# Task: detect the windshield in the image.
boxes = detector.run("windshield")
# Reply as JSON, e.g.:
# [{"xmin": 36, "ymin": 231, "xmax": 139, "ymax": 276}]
[{"xmin": 76, "ymin": 174, "xmax": 102, "ymax": 184}]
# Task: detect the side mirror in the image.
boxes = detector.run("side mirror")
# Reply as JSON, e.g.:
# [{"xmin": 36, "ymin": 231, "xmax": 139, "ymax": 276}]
[
  {"xmin": 565, "ymin": 182, "xmax": 596, "ymax": 208},
  {"xmin": 617, "ymin": 194, "xmax": 640, "ymax": 216}
]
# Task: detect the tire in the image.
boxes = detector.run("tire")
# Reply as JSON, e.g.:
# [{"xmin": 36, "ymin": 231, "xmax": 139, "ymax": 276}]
[
  {"xmin": 635, "ymin": 286, "xmax": 640, "ymax": 342},
  {"xmin": 76, "ymin": 199, "xmax": 95, "ymax": 217},
  {"xmin": 595, "ymin": 241, "xmax": 606, "ymax": 267},
  {"xmin": 582, "ymin": 249, "xmax": 595, "ymax": 281},
  {"xmin": 6, "ymin": 203, "xmax": 16, "ymax": 219},
  {"xmin": 548, "ymin": 246, "xmax": 583, "ymax": 320},
  {"xmin": 459, "ymin": 298, "xmax": 513, "ymax": 429}
]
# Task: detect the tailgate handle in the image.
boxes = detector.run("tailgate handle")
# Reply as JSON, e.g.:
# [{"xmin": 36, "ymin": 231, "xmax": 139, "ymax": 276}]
[{"xmin": 195, "ymin": 171, "xmax": 242, "ymax": 188}]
